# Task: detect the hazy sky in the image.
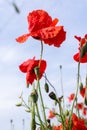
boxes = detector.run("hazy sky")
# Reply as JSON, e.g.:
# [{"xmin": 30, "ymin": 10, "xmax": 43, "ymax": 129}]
[{"xmin": 0, "ymin": 0, "xmax": 87, "ymax": 130}]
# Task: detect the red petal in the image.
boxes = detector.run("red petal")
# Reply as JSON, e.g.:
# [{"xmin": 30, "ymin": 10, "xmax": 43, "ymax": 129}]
[
  {"xmin": 42, "ymin": 26, "xmax": 66, "ymax": 47},
  {"xmin": 27, "ymin": 10, "xmax": 52, "ymax": 32},
  {"xmin": 85, "ymin": 34, "xmax": 87, "ymax": 39},
  {"xmin": 73, "ymin": 52, "xmax": 87, "ymax": 63},
  {"xmin": 16, "ymin": 34, "xmax": 30, "ymax": 43},
  {"xmin": 74, "ymin": 36, "xmax": 81, "ymax": 41},
  {"xmin": 39, "ymin": 26, "xmax": 62, "ymax": 39},
  {"xmin": 51, "ymin": 18, "xmax": 59, "ymax": 26}
]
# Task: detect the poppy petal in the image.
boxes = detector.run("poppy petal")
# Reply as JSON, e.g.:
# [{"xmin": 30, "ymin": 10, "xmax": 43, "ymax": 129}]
[
  {"xmin": 73, "ymin": 52, "xmax": 87, "ymax": 63},
  {"xmin": 39, "ymin": 26, "xmax": 62, "ymax": 39},
  {"xmin": 16, "ymin": 34, "xmax": 30, "ymax": 43},
  {"xmin": 51, "ymin": 18, "xmax": 59, "ymax": 26}
]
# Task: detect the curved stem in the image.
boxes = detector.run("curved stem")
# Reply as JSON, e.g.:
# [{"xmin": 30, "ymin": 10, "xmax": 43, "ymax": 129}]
[
  {"xmin": 35, "ymin": 103, "xmax": 44, "ymax": 130},
  {"xmin": 43, "ymin": 73, "xmax": 57, "ymax": 95}
]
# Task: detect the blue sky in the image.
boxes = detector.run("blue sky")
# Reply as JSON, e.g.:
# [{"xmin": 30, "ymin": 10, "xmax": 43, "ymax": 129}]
[{"xmin": 0, "ymin": 0, "xmax": 87, "ymax": 129}]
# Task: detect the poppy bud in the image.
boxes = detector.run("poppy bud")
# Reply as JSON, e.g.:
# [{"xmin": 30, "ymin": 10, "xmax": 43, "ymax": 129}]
[
  {"xmin": 80, "ymin": 42, "xmax": 87, "ymax": 58},
  {"xmin": 25, "ymin": 109, "xmax": 31, "ymax": 113},
  {"xmin": 12, "ymin": 2, "xmax": 20, "ymax": 14},
  {"xmin": 85, "ymin": 97, "xmax": 87, "ymax": 106},
  {"xmin": 16, "ymin": 102, "xmax": 22, "ymax": 107},
  {"xmin": 44, "ymin": 82, "xmax": 49, "ymax": 93},
  {"xmin": 26, "ymin": 83, "xmax": 29, "ymax": 88},
  {"xmin": 79, "ymin": 82, "xmax": 83, "ymax": 91},
  {"xmin": 65, "ymin": 109, "xmax": 69, "ymax": 116},
  {"xmin": 30, "ymin": 89, "xmax": 38, "ymax": 103},
  {"xmin": 49, "ymin": 92, "xmax": 57, "ymax": 101}
]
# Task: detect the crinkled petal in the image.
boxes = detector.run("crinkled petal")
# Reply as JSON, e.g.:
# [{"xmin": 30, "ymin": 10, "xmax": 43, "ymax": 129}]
[
  {"xmin": 27, "ymin": 9, "xmax": 52, "ymax": 32},
  {"xmin": 42, "ymin": 26, "xmax": 66, "ymax": 47}
]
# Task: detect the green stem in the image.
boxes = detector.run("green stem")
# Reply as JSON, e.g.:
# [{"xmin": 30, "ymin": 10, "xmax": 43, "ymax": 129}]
[
  {"xmin": 59, "ymin": 65, "xmax": 65, "ymax": 111},
  {"xmin": 69, "ymin": 62, "xmax": 80, "ymax": 130},
  {"xmin": 31, "ymin": 102, "xmax": 36, "ymax": 130},
  {"xmin": 44, "ymin": 73, "xmax": 57, "ymax": 95},
  {"xmin": 37, "ymin": 79, "xmax": 48, "ymax": 128},
  {"xmin": 39, "ymin": 41, "xmax": 43, "ymax": 67},
  {"xmin": 35, "ymin": 103, "xmax": 44, "ymax": 130}
]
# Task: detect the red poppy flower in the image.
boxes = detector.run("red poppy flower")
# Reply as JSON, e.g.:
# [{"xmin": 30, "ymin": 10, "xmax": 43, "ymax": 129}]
[
  {"xmin": 68, "ymin": 93, "xmax": 75, "ymax": 102},
  {"xmin": 83, "ymin": 107, "xmax": 87, "ymax": 116},
  {"xmin": 16, "ymin": 9, "xmax": 66, "ymax": 47},
  {"xmin": 48, "ymin": 110, "xmax": 56, "ymax": 119},
  {"xmin": 73, "ymin": 52, "xmax": 87, "ymax": 63},
  {"xmin": 72, "ymin": 113, "xmax": 87, "ymax": 130},
  {"xmin": 75, "ymin": 103, "xmax": 83, "ymax": 110},
  {"xmin": 52, "ymin": 125, "xmax": 62, "ymax": 130},
  {"xmin": 19, "ymin": 57, "xmax": 47, "ymax": 85},
  {"xmin": 73, "ymin": 34, "xmax": 87, "ymax": 63},
  {"xmin": 74, "ymin": 34, "xmax": 87, "ymax": 48}
]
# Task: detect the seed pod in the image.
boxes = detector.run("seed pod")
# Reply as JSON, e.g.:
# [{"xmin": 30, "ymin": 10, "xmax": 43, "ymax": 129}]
[
  {"xmin": 30, "ymin": 89, "xmax": 38, "ymax": 103},
  {"xmin": 44, "ymin": 82, "xmax": 49, "ymax": 93},
  {"xmin": 49, "ymin": 92, "xmax": 57, "ymax": 101}
]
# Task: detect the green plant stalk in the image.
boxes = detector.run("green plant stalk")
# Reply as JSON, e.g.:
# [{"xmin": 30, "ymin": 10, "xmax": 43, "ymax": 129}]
[
  {"xmin": 39, "ymin": 40, "xmax": 43, "ymax": 67},
  {"xmin": 37, "ymin": 79, "xmax": 48, "ymax": 128},
  {"xmin": 31, "ymin": 102, "xmax": 36, "ymax": 130},
  {"xmin": 69, "ymin": 61, "xmax": 80, "ymax": 130},
  {"xmin": 56, "ymin": 98, "xmax": 66, "ymax": 130},
  {"xmin": 35, "ymin": 103, "xmax": 44, "ymax": 130},
  {"xmin": 59, "ymin": 65, "xmax": 65, "ymax": 111}
]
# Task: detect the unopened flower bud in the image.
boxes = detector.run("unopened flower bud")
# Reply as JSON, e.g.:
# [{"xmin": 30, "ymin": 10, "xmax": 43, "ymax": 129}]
[
  {"xmin": 25, "ymin": 109, "xmax": 31, "ymax": 113},
  {"xmin": 59, "ymin": 65, "xmax": 62, "ymax": 69},
  {"xmin": 30, "ymin": 89, "xmax": 38, "ymax": 103},
  {"xmin": 49, "ymin": 92, "xmax": 57, "ymax": 101},
  {"xmin": 85, "ymin": 97, "xmax": 87, "ymax": 106},
  {"xmin": 79, "ymin": 82, "xmax": 83, "ymax": 91},
  {"xmin": 26, "ymin": 83, "xmax": 29, "ymax": 88},
  {"xmin": 16, "ymin": 102, "xmax": 22, "ymax": 107},
  {"xmin": 65, "ymin": 109, "xmax": 69, "ymax": 116},
  {"xmin": 44, "ymin": 82, "xmax": 49, "ymax": 93}
]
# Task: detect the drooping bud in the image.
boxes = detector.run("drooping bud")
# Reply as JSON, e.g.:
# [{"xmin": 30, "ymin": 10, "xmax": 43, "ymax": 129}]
[
  {"xmin": 85, "ymin": 97, "xmax": 87, "ymax": 106},
  {"xmin": 30, "ymin": 89, "xmax": 38, "ymax": 103},
  {"xmin": 49, "ymin": 92, "xmax": 57, "ymax": 101},
  {"xmin": 44, "ymin": 82, "xmax": 49, "ymax": 93},
  {"xmin": 79, "ymin": 82, "xmax": 83, "ymax": 91}
]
